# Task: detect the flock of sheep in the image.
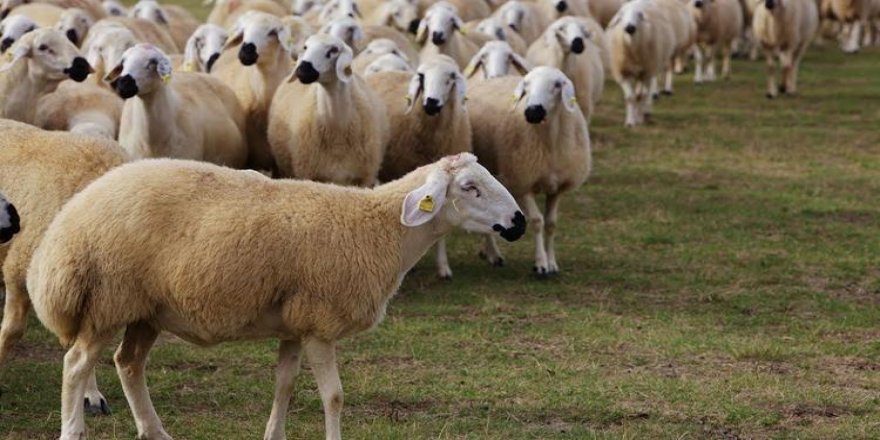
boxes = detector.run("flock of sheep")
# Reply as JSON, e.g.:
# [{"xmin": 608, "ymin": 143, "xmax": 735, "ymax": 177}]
[{"xmin": 0, "ymin": 0, "xmax": 876, "ymax": 438}]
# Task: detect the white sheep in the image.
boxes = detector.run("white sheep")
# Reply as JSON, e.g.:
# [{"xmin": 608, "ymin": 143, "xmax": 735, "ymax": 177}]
[
  {"xmin": 29, "ymin": 153, "xmax": 524, "ymax": 440},
  {"xmin": 107, "ymin": 44, "xmax": 247, "ymax": 166},
  {"xmin": 606, "ymin": 0, "xmax": 677, "ymax": 126},
  {"xmin": 268, "ymin": 34, "xmax": 389, "ymax": 185},
  {"xmin": 102, "ymin": 16, "xmax": 179, "ymax": 53},
  {"xmin": 470, "ymin": 16, "xmax": 528, "ymax": 54},
  {"xmin": 0, "ymin": 119, "xmax": 126, "ymax": 416},
  {"xmin": 464, "ymin": 40, "xmax": 530, "ymax": 80},
  {"xmin": 292, "ymin": 0, "xmax": 325, "ymax": 25},
  {"xmin": 492, "ymin": 0, "xmax": 551, "ymax": 44},
  {"xmin": 588, "ymin": 0, "xmax": 627, "ymax": 26},
  {"xmin": 828, "ymin": 0, "xmax": 880, "ymax": 52},
  {"xmin": 365, "ymin": 0, "xmax": 421, "ymax": 34},
  {"xmin": 526, "ymin": 16, "xmax": 604, "ymax": 121},
  {"xmin": 212, "ymin": 11, "xmax": 294, "ymax": 172},
  {"xmin": 654, "ymin": 0, "xmax": 697, "ymax": 94},
  {"xmin": 352, "ymin": 37, "xmax": 412, "ymax": 74},
  {"xmin": 81, "ymin": 21, "xmax": 138, "ymax": 86},
  {"xmin": 55, "ymin": 8, "xmax": 93, "ymax": 46},
  {"xmin": 321, "ymin": 15, "xmax": 366, "ymax": 53},
  {"xmin": 366, "ymin": 55, "xmax": 472, "ymax": 278},
  {"xmin": 535, "ymin": 0, "xmax": 591, "ymax": 20},
  {"xmin": 182, "ymin": 24, "xmax": 227, "ymax": 73},
  {"xmin": 423, "ymin": 0, "xmax": 493, "ymax": 21},
  {"xmin": 129, "ymin": 0, "xmax": 200, "ymax": 52},
  {"xmin": 364, "ymin": 52, "xmax": 414, "ymax": 74},
  {"xmin": 0, "ymin": 14, "xmax": 36, "ymax": 53},
  {"xmin": 689, "ymin": 0, "xmax": 745, "ymax": 83},
  {"xmin": 0, "ymin": 192, "xmax": 19, "ymax": 245},
  {"xmin": 207, "ymin": 0, "xmax": 288, "ymax": 28},
  {"xmin": 417, "ymin": 2, "xmax": 478, "ymax": 68},
  {"xmin": 102, "ymin": 0, "xmax": 127, "ymax": 16},
  {"xmin": 468, "ymin": 66, "xmax": 590, "ymax": 276},
  {"xmin": 3, "ymin": 3, "xmax": 64, "ymax": 28},
  {"xmin": 319, "ymin": 0, "xmax": 362, "ymax": 24},
  {"xmin": 0, "ymin": 28, "xmax": 93, "ymax": 124},
  {"xmin": 35, "ymin": 79, "xmax": 123, "ymax": 139},
  {"xmin": 753, "ymin": 0, "xmax": 819, "ymax": 98}
]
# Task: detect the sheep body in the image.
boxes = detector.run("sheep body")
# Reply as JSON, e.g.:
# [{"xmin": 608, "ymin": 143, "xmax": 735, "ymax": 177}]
[
  {"xmin": 588, "ymin": 0, "xmax": 627, "ymax": 26},
  {"xmin": 493, "ymin": 0, "xmax": 551, "ymax": 44},
  {"xmin": 690, "ymin": 0, "xmax": 745, "ymax": 82},
  {"xmin": 752, "ymin": 0, "xmax": 819, "ymax": 97},
  {"xmin": 207, "ymin": 0, "xmax": 288, "ymax": 28},
  {"xmin": 7, "ymin": 3, "xmax": 64, "ymax": 27},
  {"xmin": 35, "ymin": 80, "xmax": 123, "ymax": 139}
]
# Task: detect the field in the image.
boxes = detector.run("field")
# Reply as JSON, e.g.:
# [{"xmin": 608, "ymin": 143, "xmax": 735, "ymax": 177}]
[{"xmin": 2, "ymin": 6, "xmax": 880, "ymax": 439}]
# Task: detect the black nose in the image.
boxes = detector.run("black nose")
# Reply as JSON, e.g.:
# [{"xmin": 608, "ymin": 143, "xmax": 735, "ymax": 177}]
[
  {"xmin": 625, "ymin": 24, "xmax": 636, "ymax": 34},
  {"xmin": 64, "ymin": 57, "xmax": 91, "ymax": 82},
  {"xmin": 432, "ymin": 31, "xmax": 445, "ymax": 46},
  {"xmin": 66, "ymin": 28, "xmax": 79, "ymax": 45},
  {"xmin": 524, "ymin": 105, "xmax": 546, "ymax": 124},
  {"xmin": 424, "ymin": 97, "xmax": 442, "ymax": 116},
  {"xmin": 0, "ymin": 37, "xmax": 13, "ymax": 53},
  {"xmin": 239, "ymin": 42, "xmax": 258, "ymax": 66},
  {"xmin": 206, "ymin": 52, "xmax": 220, "ymax": 73},
  {"xmin": 408, "ymin": 19, "xmax": 420, "ymax": 34},
  {"xmin": 0, "ymin": 9, "xmax": 9, "ymax": 19},
  {"xmin": 765, "ymin": 0, "xmax": 775, "ymax": 8},
  {"xmin": 0, "ymin": 201, "xmax": 20, "ymax": 244},
  {"xmin": 493, "ymin": 211, "xmax": 526, "ymax": 242},
  {"xmin": 112, "ymin": 74, "xmax": 139, "ymax": 99},
  {"xmin": 571, "ymin": 37, "xmax": 584, "ymax": 54},
  {"xmin": 556, "ymin": 1, "xmax": 568, "ymax": 12},
  {"xmin": 694, "ymin": 0, "xmax": 704, "ymax": 7},
  {"xmin": 295, "ymin": 60, "xmax": 319, "ymax": 83}
]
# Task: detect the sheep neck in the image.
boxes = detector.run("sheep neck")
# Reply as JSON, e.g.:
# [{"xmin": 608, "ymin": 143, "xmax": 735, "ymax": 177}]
[
  {"xmin": 251, "ymin": 48, "xmax": 289, "ymax": 105},
  {"xmin": 0, "ymin": 61, "xmax": 53, "ymax": 123},
  {"xmin": 315, "ymin": 79, "xmax": 354, "ymax": 123},
  {"xmin": 132, "ymin": 84, "xmax": 181, "ymax": 157}
]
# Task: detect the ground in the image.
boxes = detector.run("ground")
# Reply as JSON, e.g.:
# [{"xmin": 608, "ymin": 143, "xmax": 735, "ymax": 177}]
[{"xmin": 1, "ymin": 7, "xmax": 879, "ymax": 439}]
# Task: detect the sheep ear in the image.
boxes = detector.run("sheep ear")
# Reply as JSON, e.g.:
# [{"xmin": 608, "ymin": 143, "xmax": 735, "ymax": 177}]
[
  {"xmin": 352, "ymin": 2, "xmax": 362, "ymax": 18},
  {"xmin": 562, "ymin": 78, "xmax": 577, "ymax": 112},
  {"xmin": 335, "ymin": 45, "xmax": 353, "ymax": 82},
  {"xmin": 157, "ymin": 56, "xmax": 173, "ymax": 83},
  {"xmin": 455, "ymin": 72, "xmax": 467, "ymax": 109},
  {"xmin": 155, "ymin": 8, "xmax": 168, "ymax": 25},
  {"xmin": 352, "ymin": 25, "xmax": 364, "ymax": 43},
  {"xmin": 224, "ymin": 25, "xmax": 244, "ymax": 49},
  {"xmin": 103, "ymin": 58, "xmax": 124, "ymax": 82},
  {"xmin": 415, "ymin": 18, "xmax": 428, "ymax": 44},
  {"xmin": 401, "ymin": 171, "xmax": 450, "ymax": 227},
  {"xmin": 453, "ymin": 16, "xmax": 464, "ymax": 33},
  {"xmin": 404, "ymin": 72, "xmax": 421, "ymax": 113},
  {"xmin": 463, "ymin": 50, "xmax": 484, "ymax": 78},
  {"xmin": 510, "ymin": 52, "xmax": 530, "ymax": 76},
  {"xmin": 511, "ymin": 78, "xmax": 526, "ymax": 111},
  {"xmin": 183, "ymin": 35, "xmax": 201, "ymax": 71},
  {"xmin": 0, "ymin": 42, "xmax": 30, "ymax": 73},
  {"xmin": 276, "ymin": 27, "xmax": 293, "ymax": 53}
]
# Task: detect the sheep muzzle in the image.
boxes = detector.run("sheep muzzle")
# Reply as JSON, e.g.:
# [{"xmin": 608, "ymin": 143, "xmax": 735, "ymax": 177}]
[
  {"xmin": 66, "ymin": 29, "xmax": 79, "ymax": 45},
  {"xmin": 0, "ymin": 37, "xmax": 13, "ymax": 53},
  {"xmin": 112, "ymin": 74, "xmax": 139, "ymax": 99},
  {"xmin": 65, "ymin": 57, "xmax": 92, "ymax": 82},
  {"xmin": 295, "ymin": 61, "xmax": 320, "ymax": 83},
  {"xmin": 0, "ymin": 202, "xmax": 20, "ymax": 244},
  {"xmin": 524, "ymin": 105, "xmax": 547, "ymax": 124},
  {"xmin": 571, "ymin": 37, "xmax": 584, "ymax": 54},
  {"xmin": 493, "ymin": 211, "xmax": 526, "ymax": 242},
  {"xmin": 239, "ymin": 42, "xmax": 259, "ymax": 66}
]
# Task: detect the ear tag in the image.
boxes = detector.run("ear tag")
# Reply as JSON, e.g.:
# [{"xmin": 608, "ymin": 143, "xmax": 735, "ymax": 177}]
[
  {"xmin": 182, "ymin": 62, "xmax": 195, "ymax": 72},
  {"xmin": 459, "ymin": 27, "xmax": 467, "ymax": 36},
  {"xmin": 161, "ymin": 73, "xmax": 171, "ymax": 83},
  {"xmin": 404, "ymin": 95, "xmax": 413, "ymax": 105},
  {"xmin": 463, "ymin": 65, "xmax": 475, "ymax": 76},
  {"xmin": 510, "ymin": 93, "xmax": 518, "ymax": 104},
  {"xmin": 569, "ymin": 97, "xmax": 577, "ymax": 105},
  {"xmin": 418, "ymin": 195, "xmax": 435, "ymax": 213}
]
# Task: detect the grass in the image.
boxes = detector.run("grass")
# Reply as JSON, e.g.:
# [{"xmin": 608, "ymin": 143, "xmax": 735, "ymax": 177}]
[{"xmin": 3, "ymin": 5, "xmax": 880, "ymax": 438}]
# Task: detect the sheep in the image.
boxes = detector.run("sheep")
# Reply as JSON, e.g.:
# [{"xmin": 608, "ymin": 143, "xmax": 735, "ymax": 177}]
[
  {"xmin": 829, "ymin": 0, "xmax": 880, "ymax": 51},
  {"xmin": 606, "ymin": 0, "xmax": 677, "ymax": 126},
  {"xmin": 364, "ymin": 52, "xmax": 414, "ymax": 74},
  {"xmin": 35, "ymin": 79, "xmax": 123, "ymax": 139},
  {"xmin": 421, "ymin": 0, "xmax": 493, "ymax": 21},
  {"xmin": 0, "ymin": 119, "xmax": 126, "ymax": 415},
  {"xmin": 207, "ymin": 0, "xmax": 288, "ymax": 28},
  {"xmin": 464, "ymin": 40, "xmax": 530, "ymax": 80},
  {"xmin": 588, "ymin": 0, "xmax": 627, "ymax": 26},
  {"xmin": 535, "ymin": 0, "xmax": 591, "ymax": 20},
  {"xmin": 0, "ymin": 29, "xmax": 93, "ymax": 124},
  {"xmin": 493, "ymin": 0, "xmax": 550, "ymax": 44},
  {"xmin": 103, "ymin": 16, "xmax": 179, "ymax": 53},
  {"xmin": 28, "ymin": 152, "xmax": 524, "ymax": 440},
  {"xmin": 753, "ymin": 0, "xmax": 819, "ymax": 98},
  {"xmin": 365, "ymin": 0, "xmax": 421, "ymax": 35},
  {"xmin": 469, "ymin": 16, "xmax": 528, "ymax": 54},
  {"xmin": 268, "ymin": 34, "xmax": 388, "ymax": 186},
  {"xmin": 0, "ymin": 192, "xmax": 19, "ymax": 245},
  {"xmin": 417, "ymin": 2, "xmax": 478, "ymax": 68},
  {"xmin": 352, "ymin": 37, "xmax": 412, "ymax": 74},
  {"xmin": 654, "ymin": 0, "xmax": 697, "ymax": 93},
  {"xmin": 468, "ymin": 67, "xmax": 590, "ymax": 276},
  {"xmin": 55, "ymin": 8, "xmax": 93, "ymax": 46},
  {"xmin": 526, "ymin": 16, "xmax": 604, "ymax": 121},
  {"xmin": 129, "ymin": 0, "xmax": 200, "ymax": 52},
  {"xmin": 689, "ymin": 0, "xmax": 745, "ymax": 83},
  {"xmin": 102, "ymin": 0, "xmax": 127, "ymax": 16},
  {"xmin": 106, "ymin": 44, "xmax": 247, "ymax": 166},
  {"xmin": 212, "ymin": 11, "xmax": 294, "ymax": 172},
  {"xmin": 3, "ymin": 3, "xmax": 63, "ymax": 27},
  {"xmin": 321, "ymin": 16, "xmax": 366, "ymax": 53},
  {"xmin": 319, "ymin": 0, "xmax": 362, "ymax": 24},
  {"xmin": 182, "ymin": 24, "xmax": 227, "ymax": 73},
  {"xmin": 82, "ymin": 21, "xmax": 138, "ymax": 86},
  {"xmin": 366, "ymin": 55, "xmax": 472, "ymax": 278},
  {"xmin": 292, "ymin": 0, "xmax": 325, "ymax": 26},
  {"xmin": 0, "ymin": 14, "xmax": 36, "ymax": 53},
  {"xmin": 281, "ymin": 15, "xmax": 315, "ymax": 61}
]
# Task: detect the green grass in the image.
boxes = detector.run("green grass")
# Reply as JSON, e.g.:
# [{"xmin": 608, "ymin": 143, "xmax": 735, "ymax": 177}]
[{"xmin": 3, "ymin": 6, "xmax": 880, "ymax": 437}]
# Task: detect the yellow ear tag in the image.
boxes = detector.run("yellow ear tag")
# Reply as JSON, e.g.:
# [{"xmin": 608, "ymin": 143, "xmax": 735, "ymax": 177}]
[
  {"xmin": 404, "ymin": 95, "xmax": 413, "ymax": 106},
  {"xmin": 463, "ymin": 65, "xmax": 474, "ymax": 76},
  {"xmin": 182, "ymin": 62, "xmax": 195, "ymax": 72},
  {"xmin": 459, "ymin": 27, "xmax": 468, "ymax": 36},
  {"xmin": 161, "ymin": 73, "xmax": 171, "ymax": 83},
  {"xmin": 510, "ymin": 94, "xmax": 518, "ymax": 104},
  {"xmin": 418, "ymin": 195, "xmax": 434, "ymax": 213},
  {"xmin": 569, "ymin": 96, "xmax": 577, "ymax": 106}
]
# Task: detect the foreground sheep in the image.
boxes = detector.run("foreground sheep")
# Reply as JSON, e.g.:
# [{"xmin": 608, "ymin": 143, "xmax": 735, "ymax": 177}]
[
  {"xmin": 0, "ymin": 120, "xmax": 126, "ymax": 415},
  {"xmin": 107, "ymin": 44, "xmax": 247, "ymax": 166},
  {"xmin": 753, "ymin": 0, "xmax": 819, "ymax": 98},
  {"xmin": 268, "ymin": 34, "xmax": 388, "ymax": 186},
  {"xmin": 29, "ymin": 153, "xmax": 525, "ymax": 440},
  {"xmin": 0, "ymin": 192, "xmax": 19, "ymax": 245},
  {"xmin": 468, "ymin": 67, "xmax": 591, "ymax": 276}
]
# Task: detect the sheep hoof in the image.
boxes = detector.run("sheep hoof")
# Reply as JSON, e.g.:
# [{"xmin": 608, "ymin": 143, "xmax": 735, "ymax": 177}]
[
  {"xmin": 766, "ymin": 93, "xmax": 775, "ymax": 100},
  {"xmin": 533, "ymin": 266, "xmax": 551, "ymax": 279},
  {"xmin": 479, "ymin": 250, "xmax": 505, "ymax": 267},
  {"xmin": 778, "ymin": 85, "xmax": 787, "ymax": 94},
  {"xmin": 651, "ymin": 93, "xmax": 660, "ymax": 100},
  {"xmin": 438, "ymin": 273, "xmax": 453, "ymax": 281},
  {"xmin": 84, "ymin": 397, "xmax": 111, "ymax": 416},
  {"xmin": 661, "ymin": 90, "xmax": 673, "ymax": 96}
]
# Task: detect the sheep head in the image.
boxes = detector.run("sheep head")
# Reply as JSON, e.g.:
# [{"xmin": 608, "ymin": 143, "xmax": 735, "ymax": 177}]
[
  {"xmin": 1, "ymin": 29, "xmax": 92, "ymax": 82},
  {"xmin": 464, "ymin": 41, "xmax": 529, "ymax": 80},
  {"xmin": 184, "ymin": 24, "xmax": 227, "ymax": 73},
  {"xmin": 104, "ymin": 43, "xmax": 173, "ymax": 99},
  {"xmin": 512, "ymin": 66, "xmax": 578, "ymax": 124},
  {"xmin": 290, "ymin": 33, "xmax": 353, "ymax": 84}
]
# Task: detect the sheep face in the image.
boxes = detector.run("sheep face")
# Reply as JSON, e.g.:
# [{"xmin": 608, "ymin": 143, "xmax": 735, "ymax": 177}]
[
  {"xmin": 512, "ymin": 66, "xmax": 578, "ymax": 124},
  {"xmin": 364, "ymin": 53, "xmax": 412, "ymax": 75},
  {"xmin": 1, "ymin": 29, "xmax": 93, "ymax": 82},
  {"xmin": 0, "ymin": 14, "xmax": 36, "ymax": 53},
  {"xmin": 129, "ymin": 1, "xmax": 168, "ymax": 25},
  {"xmin": 362, "ymin": 38, "xmax": 409, "ymax": 62},
  {"xmin": 401, "ymin": 153, "xmax": 526, "ymax": 242},
  {"xmin": 84, "ymin": 27, "xmax": 137, "ymax": 81},
  {"xmin": 0, "ymin": 194, "xmax": 19, "ymax": 245},
  {"xmin": 476, "ymin": 18, "xmax": 509, "ymax": 42},
  {"xmin": 406, "ymin": 57, "xmax": 465, "ymax": 116},
  {"xmin": 184, "ymin": 24, "xmax": 228, "ymax": 73},
  {"xmin": 292, "ymin": 0, "xmax": 324, "ymax": 16},
  {"xmin": 377, "ymin": 0, "xmax": 420, "ymax": 34},
  {"xmin": 0, "ymin": 0, "xmax": 23, "ymax": 20},
  {"xmin": 226, "ymin": 12, "xmax": 292, "ymax": 67},
  {"xmin": 464, "ymin": 41, "xmax": 529, "ymax": 79},
  {"xmin": 320, "ymin": 17, "xmax": 364, "ymax": 51},
  {"xmin": 103, "ymin": 0, "xmax": 128, "ymax": 17},
  {"xmin": 105, "ymin": 44, "xmax": 173, "ymax": 99},
  {"xmin": 292, "ymin": 34, "xmax": 352, "ymax": 84},
  {"xmin": 547, "ymin": 17, "xmax": 590, "ymax": 54},
  {"xmin": 498, "ymin": 2, "xmax": 528, "ymax": 34},
  {"xmin": 417, "ymin": 5, "xmax": 463, "ymax": 47},
  {"xmin": 319, "ymin": 0, "xmax": 361, "ymax": 24},
  {"xmin": 619, "ymin": 5, "xmax": 645, "ymax": 35},
  {"xmin": 56, "ymin": 8, "xmax": 94, "ymax": 47}
]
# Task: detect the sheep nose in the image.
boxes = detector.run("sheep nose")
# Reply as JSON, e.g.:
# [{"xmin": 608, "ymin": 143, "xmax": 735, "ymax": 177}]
[
  {"xmin": 112, "ymin": 74, "xmax": 139, "ymax": 99},
  {"xmin": 0, "ymin": 37, "xmax": 13, "ymax": 53},
  {"xmin": 694, "ymin": 0, "xmax": 704, "ymax": 7},
  {"xmin": 0, "ymin": 9, "xmax": 9, "ymax": 19},
  {"xmin": 0, "ymin": 201, "xmax": 20, "ymax": 244},
  {"xmin": 493, "ymin": 211, "xmax": 526, "ymax": 242},
  {"xmin": 239, "ymin": 42, "xmax": 259, "ymax": 66},
  {"xmin": 624, "ymin": 24, "xmax": 637, "ymax": 34},
  {"xmin": 206, "ymin": 53, "xmax": 220, "ymax": 73},
  {"xmin": 295, "ymin": 60, "xmax": 320, "ymax": 83},
  {"xmin": 524, "ymin": 105, "xmax": 546, "ymax": 124},
  {"xmin": 571, "ymin": 37, "xmax": 584, "ymax": 54},
  {"xmin": 66, "ymin": 28, "xmax": 78, "ymax": 45},
  {"xmin": 431, "ymin": 31, "xmax": 446, "ymax": 46},
  {"xmin": 408, "ymin": 19, "xmax": 420, "ymax": 34},
  {"xmin": 424, "ymin": 97, "xmax": 443, "ymax": 116},
  {"xmin": 64, "ymin": 57, "xmax": 92, "ymax": 82},
  {"xmin": 764, "ymin": 0, "xmax": 775, "ymax": 8},
  {"xmin": 556, "ymin": 1, "xmax": 568, "ymax": 12}
]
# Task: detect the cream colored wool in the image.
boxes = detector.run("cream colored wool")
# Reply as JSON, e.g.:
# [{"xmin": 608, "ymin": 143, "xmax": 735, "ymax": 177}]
[
  {"xmin": 35, "ymin": 79, "xmax": 123, "ymax": 139},
  {"xmin": 752, "ymin": 0, "xmax": 818, "ymax": 97}
]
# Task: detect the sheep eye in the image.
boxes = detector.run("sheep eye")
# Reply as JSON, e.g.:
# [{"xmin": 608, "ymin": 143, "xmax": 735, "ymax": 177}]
[
  {"xmin": 38, "ymin": 44, "xmax": 48, "ymax": 51},
  {"xmin": 555, "ymin": 81, "xmax": 562, "ymax": 88}
]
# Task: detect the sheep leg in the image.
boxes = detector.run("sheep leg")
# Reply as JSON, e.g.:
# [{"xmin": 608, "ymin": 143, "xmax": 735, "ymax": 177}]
[
  {"xmin": 479, "ymin": 235, "xmax": 505, "ymax": 267},
  {"xmin": 114, "ymin": 322, "xmax": 169, "ymax": 440},
  {"xmin": 843, "ymin": 21, "xmax": 861, "ymax": 53},
  {"xmin": 264, "ymin": 339, "xmax": 304, "ymax": 440},
  {"xmin": 639, "ymin": 80, "xmax": 653, "ymax": 124},
  {"xmin": 0, "ymin": 281, "xmax": 30, "ymax": 364},
  {"xmin": 544, "ymin": 193, "xmax": 562, "ymax": 275},
  {"xmin": 764, "ymin": 51, "xmax": 778, "ymax": 99},
  {"xmin": 663, "ymin": 67, "xmax": 674, "ymax": 95},
  {"xmin": 779, "ymin": 51, "xmax": 793, "ymax": 95},
  {"xmin": 305, "ymin": 338, "xmax": 344, "ymax": 440},
  {"xmin": 84, "ymin": 370, "xmax": 111, "ymax": 415},
  {"xmin": 705, "ymin": 45, "xmax": 717, "ymax": 81},
  {"xmin": 693, "ymin": 45, "xmax": 705, "ymax": 83},
  {"xmin": 435, "ymin": 239, "xmax": 453, "ymax": 279},
  {"xmin": 61, "ymin": 333, "xmax": 112, "ymax": 440},
  {"xmin": 721, "ymin": 44, "xmax": 732, "ymax": 80},
  {"xmin": 620, "ymin": 80, "xmax": 638, "ymax": 127},
  {"xmin": 521, "ymin": 194, "xmax": 550, "ymax": 278}
]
